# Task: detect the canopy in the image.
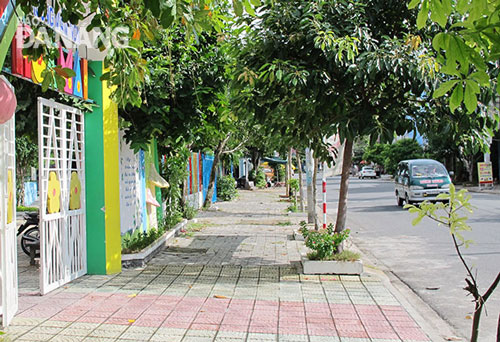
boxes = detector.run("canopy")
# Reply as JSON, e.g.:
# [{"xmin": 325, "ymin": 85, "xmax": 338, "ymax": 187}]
[{"xmin": 262, "ymin": 157, "xmax": 287, "ymax": 165}]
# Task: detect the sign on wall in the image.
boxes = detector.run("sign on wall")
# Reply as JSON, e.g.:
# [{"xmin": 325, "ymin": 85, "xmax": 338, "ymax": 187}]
[
  {"xmin": 119, "ymin": 131, "xmax": 144, "ymax": 234},
  {"xmin": 10, "ymin": 24, "xmax": 89, "ymax": 99},
  {"xmin": 478, "ymin": 162, "xmax": 493, "ymax": 188}
]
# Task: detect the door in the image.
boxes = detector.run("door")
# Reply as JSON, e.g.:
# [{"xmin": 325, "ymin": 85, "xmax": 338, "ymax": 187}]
[
  {"xmin": 38, "ymin": 98, "xmax": 86, "ymax": 295},
  {"xmin": 0, "ymin": 116, "xmax": 18, "ymax": 327}
]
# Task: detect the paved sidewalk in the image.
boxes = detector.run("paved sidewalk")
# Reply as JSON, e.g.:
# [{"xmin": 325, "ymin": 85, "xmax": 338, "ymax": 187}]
[{"xmin": 7, "ymin": 189, "xmax": 432, "ymax": 342}]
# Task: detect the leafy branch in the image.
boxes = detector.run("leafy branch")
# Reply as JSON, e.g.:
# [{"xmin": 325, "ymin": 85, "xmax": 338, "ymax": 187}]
[{"xmin": 406, "ymin": 184, "xmax": 500, "ymax": 342}]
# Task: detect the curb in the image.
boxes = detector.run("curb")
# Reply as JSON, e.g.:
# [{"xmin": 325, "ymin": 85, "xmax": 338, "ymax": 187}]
[{"xmin": 121, "ymin": 218, "xmax": 189, "ymax": 268}]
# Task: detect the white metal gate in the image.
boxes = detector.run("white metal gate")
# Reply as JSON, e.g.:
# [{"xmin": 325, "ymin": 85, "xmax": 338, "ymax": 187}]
[
  {"xmin": 38, "ymin": 98, "xmax": 86, "ymax": 295},
  {"xmin": 0, "ymin": 116, "xmax": 18, "ymax": 327}
]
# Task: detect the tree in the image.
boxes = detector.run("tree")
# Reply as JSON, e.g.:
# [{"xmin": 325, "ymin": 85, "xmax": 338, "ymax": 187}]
[
  {"xmin": 233, "ymin": 0, "xmax": 430, "ymax": 239},
  {"xmin": 409, "ymin": 0, "xmax": 500, "ymax": 115},
  {"xmin": 384, "ymin": 139, "xmax": 424, "ymax": 175},
  {"xmin": 362, "ymin": 143, "xmax": 389, "ymax": 167},
  {"xmin": 15, "ymin": 0, "xmax": 261, "ymax": 108}
]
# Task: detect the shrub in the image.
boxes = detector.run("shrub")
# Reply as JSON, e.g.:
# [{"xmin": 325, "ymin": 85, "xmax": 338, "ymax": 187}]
[
  {"xmin": 289, "ymin": 178, "xmax": 299, "ymax": 196},
  {"xmin": 255, "ymin": 169, "xmax": 266, "ymax": 188},
  {"xmin": 218, "ymin": 175, "xmax": 238, "ymax": 201},
  {"xmin": 121, "ymin": 226, "xmax": 164, "ymax": 254},
  {"xmin": 183, "ymin": 205, "xmax": 197, "ymax": 220},
  {"xmin": 299, "ymin": 221, "xmax": 351, "ymax": 260}
]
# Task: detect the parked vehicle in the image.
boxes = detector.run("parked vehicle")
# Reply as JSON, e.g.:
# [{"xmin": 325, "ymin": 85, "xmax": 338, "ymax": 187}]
[
  {"xmin": 395, "ymin": 159, "xmax": 453, "ymax": 206},
  {"xmin": 358, "ymin": 166, "xmax": 377, "ymax": 179},
  {"xmin": 17, "ymin": 211, "xmax": 40, "ymax": 257}
]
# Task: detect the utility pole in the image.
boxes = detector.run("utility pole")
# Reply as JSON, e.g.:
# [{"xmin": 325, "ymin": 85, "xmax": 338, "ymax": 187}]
[{"xmin": 305, "ymin": 148, "xmax": 314, "ymax": 224}]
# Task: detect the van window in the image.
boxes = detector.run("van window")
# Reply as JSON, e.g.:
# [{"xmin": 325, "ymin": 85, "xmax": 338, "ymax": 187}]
[{"xmin": 411, "ymin": 163, "xmax": 447, "ymax": 177}]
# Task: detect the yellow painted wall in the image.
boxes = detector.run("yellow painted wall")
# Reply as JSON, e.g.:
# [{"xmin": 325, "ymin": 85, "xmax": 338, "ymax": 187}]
[{"xmin": 102, "ymin": 70, "xmax": 121, "ymax": 274}]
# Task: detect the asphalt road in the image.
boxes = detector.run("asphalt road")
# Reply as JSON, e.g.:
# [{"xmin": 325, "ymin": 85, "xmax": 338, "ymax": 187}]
[{"xmin": 320, "ymin": 176, "xmax": 500, "ymax": 341}]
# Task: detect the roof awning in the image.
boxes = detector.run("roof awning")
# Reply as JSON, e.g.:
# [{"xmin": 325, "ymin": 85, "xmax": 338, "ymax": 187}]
[{"xmin": 262, "ymin": 157, "xmax": 287, "ymax": 164}]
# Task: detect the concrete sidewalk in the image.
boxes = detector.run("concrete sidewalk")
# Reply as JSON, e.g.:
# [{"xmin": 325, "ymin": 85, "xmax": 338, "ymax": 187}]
[{"xmin": 7, "ymin": 189, "xmax": 434, "ymax": 342}]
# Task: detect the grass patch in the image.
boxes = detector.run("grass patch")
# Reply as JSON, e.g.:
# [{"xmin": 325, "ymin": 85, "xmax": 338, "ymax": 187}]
[
  {"xmin": 181, "ymin": 222, "xmax": 213, "ymax": 237},
  {"xmin": 307, "ymin": 250, "xmax": 360, "ymax": 262},
  {"xmin": 17, "ymin": 206, "xmax": 38, "ymax": 212},
  {"xmin": 276, "ymin": 221, "xmax": 292, "ymax": 226}
]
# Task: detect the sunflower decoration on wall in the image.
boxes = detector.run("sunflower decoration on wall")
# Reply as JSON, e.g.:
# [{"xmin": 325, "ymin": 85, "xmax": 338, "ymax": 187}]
[
  {"xmin": 69, "ymin": 171, "xmax": 81, "ymax": 210},
  {"xmin": 47, "ymin": 171, "xmax": 61, "ymax": 214}
]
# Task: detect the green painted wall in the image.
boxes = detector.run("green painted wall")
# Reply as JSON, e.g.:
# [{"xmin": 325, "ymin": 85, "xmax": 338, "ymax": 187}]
[
  {"xmin": 85, "ymin": 61, "xmax": 107, "ymax": 275},
  {"xmin": 0, "ymin": 12, "xmax": 17, "ymax": 68},
  {"xmin": 152, "ymin": 139, "xmax": 163, "ymax": 221}
]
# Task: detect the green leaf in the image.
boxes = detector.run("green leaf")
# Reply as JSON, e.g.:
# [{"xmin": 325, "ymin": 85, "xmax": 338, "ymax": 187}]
[
  {"xmin": 464, "ymin": 82, "xmax": 478, "ymax": 113},
  {"xmin": 417, "ymin": 0, "xmax": 429, "ymax": 29},
  {"xmin": 243, "ymin": 0, "xmax": 255, "ymax": 16},
  {"xmin": 250, "ymin": 0, "xmax": 261, "ymax": 5},
  {"xmin": 449, "ymin": 83, "xmax": 463, "ymax": 112},
  {"xmin": 408, "ymin": 0, "xmax": 421, "ymax": 9},
  {"xmin": 41, "ymin": 75, "xmax": 52, "ymax": 92},
  {"xmin": 160, "ymin": 7, "xmax": 175, "ymax": 28},
  {"xmin": 233, "ymin": 0, "xmax": 244, "ymax": 16},
  {"xmin": 470, "ymin": 71, "xmax": 490, "ymax": 86},
  {"xmin": 144, "ymin": 0, "xmax": 161, "ymax": 17},
  {"xmin": 433, "ymin": 80, "xmax": 458, "ymax": 98},
  {"xmin": 430, "ymin": 0, "xmax": 447, "ymax": 27}
]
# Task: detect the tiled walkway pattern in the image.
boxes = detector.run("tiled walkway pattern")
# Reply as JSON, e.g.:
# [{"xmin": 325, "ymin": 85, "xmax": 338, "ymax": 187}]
[
  {"xmin": 10, "ymin": 265, "xmax": 429, "ymax": 341},
  {"xmin": 8, "ymin": 190, "xmax": 430, "ymax": 341}
]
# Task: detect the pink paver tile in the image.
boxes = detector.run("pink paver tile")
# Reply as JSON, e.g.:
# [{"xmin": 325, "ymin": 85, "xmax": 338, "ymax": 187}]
[
  {"xmin": 367, "ymin": 331, "xmax": 400, "ymax": 339},
  {"xmin": 336, "ymin": 330, "xmax": 369, "ymax": 338},
  {"xmin": 306, "ymin": 317, "xmax": 334, "ymax": 324},
  {"xmin": 190, "ymin": 323, "xmax": 219, "ymax": 331},
  {"xmin": 279, "ymin": 327, "xmax": 308, "ymax": 335},
  {"xmin": 394, "ymin": 327, "xmax": 429, "ymax": 341},
  {"xmin": 162, "ymin": 321, "xmax": 191, "ymax": 328},
  {"xmin": 219, "ymin": 324, "xmax": 249, "ymax": 332},
  {"xmin": 105, "ymin": 317, "xmax": 135, "ymax": 325},
  {"xmin": 308, "ymin": 328, "xmax": 338, "ymax": 336},
  {"xmin": 249, "ymin": 326, "xmax": 276, "ymax": 334},
  {"xmin": 77, "ymin": 316, "xmax": 107, "ymax": 324}
]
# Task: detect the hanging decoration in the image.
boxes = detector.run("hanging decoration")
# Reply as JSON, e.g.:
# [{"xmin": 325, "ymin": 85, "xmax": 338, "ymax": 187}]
[
  {"xmin": 145, "ymin": 188, "xmax": 160, "ymax": 207},
  {"xmin": 0, "ymin": 76, "xmax": 17, "ymax": 124}
]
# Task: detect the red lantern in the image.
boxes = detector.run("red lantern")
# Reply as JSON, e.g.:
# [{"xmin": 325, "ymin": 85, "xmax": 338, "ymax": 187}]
[{"xmin": 0, "ymin": 76, "xmax": 17, "ymax": 124}]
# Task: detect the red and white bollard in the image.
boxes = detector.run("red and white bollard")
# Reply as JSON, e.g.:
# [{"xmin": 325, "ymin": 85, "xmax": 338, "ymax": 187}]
[{"xmin": 322, "ymin": 162, "xmax": 327, "ymax": 229}]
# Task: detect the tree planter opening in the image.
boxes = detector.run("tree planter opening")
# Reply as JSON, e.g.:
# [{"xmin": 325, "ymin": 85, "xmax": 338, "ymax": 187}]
[{"xmin": 301, "ymin": 256, "xmax": 363, "ymax": 275}]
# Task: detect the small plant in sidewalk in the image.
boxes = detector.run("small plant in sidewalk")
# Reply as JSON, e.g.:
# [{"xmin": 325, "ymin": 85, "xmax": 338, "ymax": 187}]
[
  {"xmin": 286, "ymin": 178, "xmax": 300, "ymax": 212},
  {"xmin": 183, "ymin": 205, "xmax": 198, "ymax": 220},
  {"xmin": 218, "ymin": 175, "xmax": 238, "ymax": 201},
  {"xmin": 299, "ymin": 221, "xmax": 357, "ymax": 261},
  {"xmin": 406, "ymin": 184, "xmax": 500, "ymax": 342},
  {"xmin": 255, "ymin": 169, "xmax": 267, "ymax": 188}
]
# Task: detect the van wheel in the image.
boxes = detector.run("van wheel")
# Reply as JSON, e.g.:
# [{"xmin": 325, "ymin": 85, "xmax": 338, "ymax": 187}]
[
  {"xmin": 397, "ymin": 194, "xmax": 404, "ymax": 207},
  {"xmin": 405, "ymin": 193, "xmax": 412, "ymax": 206}
]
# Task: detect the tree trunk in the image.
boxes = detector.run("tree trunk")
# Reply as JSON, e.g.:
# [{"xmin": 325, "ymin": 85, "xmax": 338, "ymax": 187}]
[
  {"xmin": 288, "ymin": 147, "xmax": 293, "ymax": 197},
  {"xmin": 312, "ymin": 157, "xmax": 318, "ymax": 230},
  {"xmin": 285, "ymin": 152, "xmax": 290, "ymax": 197},
  {"xmin": 250, "ymin": 149, "xmax": 261, "ymax": 171},
  {"xmin": 306, "ymin": 148, "xmax": 315, "ymax": 224},
  {"xmin": 471, "ymin": 301, "xmax": 483, "ymax": 342},
  {"xmin": 335, "ymin": 139, "xmax": 354, "ymax": 240},
  {"xmin": 297, "ymin": 151, "xmax": 305, "ymax": 212},
  {"xmin": 203, "ymin": 139, "xmax": 227, "ymax": 209}
]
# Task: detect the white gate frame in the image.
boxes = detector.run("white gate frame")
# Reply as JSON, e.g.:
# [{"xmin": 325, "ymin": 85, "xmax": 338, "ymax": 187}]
[
  {"xmin": 0, "ymin": 116, "xmax": 18, "ymax": 327},
  {"xmin": 38, "ymin": 98, "xmax": 87, "ymax": 295}
]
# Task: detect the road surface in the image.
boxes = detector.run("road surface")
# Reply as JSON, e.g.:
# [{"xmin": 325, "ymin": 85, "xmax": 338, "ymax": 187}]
[{"xmin": 320, "ymin": 176, "xmax": 500, "ymax": 340}]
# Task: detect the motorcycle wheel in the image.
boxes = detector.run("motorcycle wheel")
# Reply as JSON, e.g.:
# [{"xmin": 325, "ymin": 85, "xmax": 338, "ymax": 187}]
[{"xmin": 21, "ymin": 227, "xmax": 40, "ymax": 257}]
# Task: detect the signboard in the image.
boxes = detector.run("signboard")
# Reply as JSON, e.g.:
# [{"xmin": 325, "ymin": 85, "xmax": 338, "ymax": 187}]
[
  {"xmin": 0, "ymin": 0, "xmax": 15, "ymax": 41},
  {"xmin": 477, "ymin": 162, "xmax": 493, "ymax": 188},
  {"xmin": 119, "ymin": 131, "xmax": 145, "ymax": 235},
  {"xmin": 10, "ymin": 24, "xmax": 89, "ymax": 99}
]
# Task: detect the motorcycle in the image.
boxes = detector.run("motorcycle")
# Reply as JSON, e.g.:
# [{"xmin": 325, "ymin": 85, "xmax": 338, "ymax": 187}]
[{"xmin": 17, "ymin": 212, "xmax": 40, "ymax": 257}]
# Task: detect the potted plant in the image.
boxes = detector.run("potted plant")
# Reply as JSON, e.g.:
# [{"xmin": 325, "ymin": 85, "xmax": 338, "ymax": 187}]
[{"xmin": 299, "ymin": 221, "xmax": 363, "ymax": 275}]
